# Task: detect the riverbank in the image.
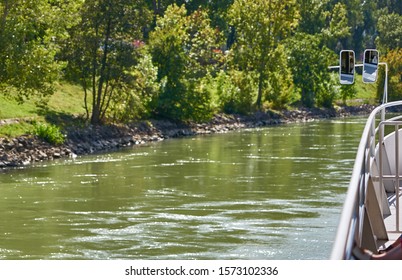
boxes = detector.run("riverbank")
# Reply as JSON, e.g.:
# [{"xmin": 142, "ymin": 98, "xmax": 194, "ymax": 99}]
[{"xmin": 0, "ymin": 104, "xmax": 375, "ymax": 168}]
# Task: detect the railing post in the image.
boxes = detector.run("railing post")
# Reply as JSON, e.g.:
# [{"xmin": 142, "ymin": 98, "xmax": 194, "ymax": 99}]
[
  {"xmin": 396, "ymin": 124, "xmax": 400, "ymax": 232},
  {"xmin": 380, "ymin": 62, "xmax": 388, "ymax": 105},
  {"xmin": 379, "ymin": 119, "xmax": 384, "ymax": 214}
]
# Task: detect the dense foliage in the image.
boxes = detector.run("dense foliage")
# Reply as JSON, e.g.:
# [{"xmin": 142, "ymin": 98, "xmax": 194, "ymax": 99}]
[{"xmin": 0, "ymin": 0, "xmax": 401, "ymax": 124}]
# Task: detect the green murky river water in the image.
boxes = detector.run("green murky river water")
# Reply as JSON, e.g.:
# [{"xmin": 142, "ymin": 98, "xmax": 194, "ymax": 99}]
[{"xmin": 0, "ymin": 117, "xmax": 366, "ymax": 259}]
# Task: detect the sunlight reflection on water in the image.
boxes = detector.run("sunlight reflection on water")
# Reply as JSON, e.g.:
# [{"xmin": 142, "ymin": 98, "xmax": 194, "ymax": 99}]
[{"xmin": 0, "ymin": 117, "xmax": 366, "ymax": 260}]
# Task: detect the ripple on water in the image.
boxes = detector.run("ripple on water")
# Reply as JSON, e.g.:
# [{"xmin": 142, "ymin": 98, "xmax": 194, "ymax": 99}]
[{"xmin": 0, "ymin": 118, "xmax": 365, "ymax": 259}]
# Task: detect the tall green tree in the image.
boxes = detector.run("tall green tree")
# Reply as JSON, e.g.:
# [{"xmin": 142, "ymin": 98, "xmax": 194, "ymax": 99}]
[
  {"xmin": 145, "ymin": 0, "xmax": 233, "ymax": 47},
  {"xmin": 149, "ymin": 4, "xmax": 222, "ymax": 121},
  {"xmin": 287, "ymin": 34, "xmax": 336, "ymax": 107},
  {"xmin": 375, "ymin": 0, "xmax": 402, "ymax": 15},
  {"xmin": 63, "ymin": 0, "xmax": 151, "ymax": 124},
  {"xmin": 342, "ymin": 0, "xmax": 364, "ymax": 52},
  {"xmin": 0, "ymin": 0, "xmax": 72, "ymax": 102},
  {"xmin": 377, "ymin": 48, "xmax": 402, "ymax": 101},
  {"xmin": 145, "ymin": 0, "xmax": 234, "ymax": 17},
  {"xmin": 106, "ymin": 49, "xmax": 160, "ymax": 122},
  {"xmin": 297, "ymin": 0, "xmax": 329, "ymax": 35},
  {"xmin": 299, "ymin": 0, "xmax": 367, "ymax": 53},
  {"xmin": 228, "ymin": 0, "xmax": 299, "ymax": 109},
  {"xmin": 361, "ymin": 0, "xmax": 377, "ymax": 48},
  {"xmin": 149, "ymin": 4, "xmax": 190, "ymax": 120},
  {"xmin": 376, "ymin": 13, "xmax": 402, "ymax": 52},
  {"xmin": 321, "ymin": 2, "xmax": 351, "ymax": 51}
]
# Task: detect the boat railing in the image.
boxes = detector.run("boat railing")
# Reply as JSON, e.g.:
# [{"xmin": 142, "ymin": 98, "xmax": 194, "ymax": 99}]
[
  {"xmin": 379, "ymin": 117, "xmax": 401, "ymax": 232},
  {"xmin": 330, "ymin": 100, "xmax": 402, "ymax": 259}
]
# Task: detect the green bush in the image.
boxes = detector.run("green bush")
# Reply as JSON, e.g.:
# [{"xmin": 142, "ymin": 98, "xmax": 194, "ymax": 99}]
[
  {"xmin": 107, "ymin": 51, "xmax": 160, "ymax": 123},
  {"xmin": 32, "ymin": 122, "xmax": 66, "ymax": 145},
  {"xmin": 216, "ymin": 70, "xmax": 255, "ymax": 115}
]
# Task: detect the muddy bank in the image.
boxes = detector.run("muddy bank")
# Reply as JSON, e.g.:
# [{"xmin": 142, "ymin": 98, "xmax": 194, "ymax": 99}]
[{"xmin": 0, "ymin": 105, "xmax": 375, "ymax": 168}]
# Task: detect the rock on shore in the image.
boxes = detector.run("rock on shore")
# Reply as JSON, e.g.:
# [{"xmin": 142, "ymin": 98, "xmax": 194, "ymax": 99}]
[
  {"xmin": 0, "ymin": 105, "xmax": 376, "ymax": 168},
  {"xmin": 0, "ymin": 136, "xmax": 74, "ymax": 167}
]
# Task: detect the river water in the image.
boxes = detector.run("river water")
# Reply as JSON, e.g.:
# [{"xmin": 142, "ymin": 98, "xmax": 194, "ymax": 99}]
[{"xmin": 0, "ymin": 117, "xmax": 366, "ymax": 260}]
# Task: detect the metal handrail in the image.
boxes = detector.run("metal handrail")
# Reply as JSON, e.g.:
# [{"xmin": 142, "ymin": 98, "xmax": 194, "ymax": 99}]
[
  {"xmin": 379, "ymin": 119, "xmax": 401, "ymax": 233},
  {"xmin": 330, "ymin": 100, "xmax": 402, "ymax": 259}
]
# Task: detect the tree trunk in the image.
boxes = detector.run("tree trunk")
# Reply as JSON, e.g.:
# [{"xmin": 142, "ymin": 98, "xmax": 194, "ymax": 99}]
[
  {"xmin": 256, "ymin": 54, "xmax": 267, "ymax": 109},
  {"xmin": 256, "ymin": 71, "xmax": 264, "ymax": 109},
  {"xmin": 91, "ymin": 14, "xmax": 112, "ymax": 125}
]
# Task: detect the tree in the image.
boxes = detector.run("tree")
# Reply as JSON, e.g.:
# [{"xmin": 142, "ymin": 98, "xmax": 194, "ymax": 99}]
[
  {"xmin": 287, "ymin": 34, "xmax": 336, "ymax": 107},
  {"xmin": 0, "ymin": 0, "xmax": 71, "ymax": 102},
  {"xmin": 375, "ymin": 0, "xmax": 402, "ymax": 15},
  {"xmin": 63, "ymin": 0, "xmax": 151, "ymax": 125},
  {"xmin": 297, "ymin": 0, "xmax": 329, "ymax": 35},
  {"xmin": 361, "ymin": 0, "xmax": 377, "ymax": 48},
  {"xmin": 145, "ymin": 0, "xmax": 234, "ymax": 17},
  {"xmin": 343, "ymin": 0, "xmax": 365, "ymax": 52},
  {"xmin": 145, "ymin": 0, "xmax": 233, "ymax": 51},
  {"xmin": 376, "ymin": 13, "xmax": 402, "ymax": 52},
  {"xmin": 149, "ymin": 4, "xmax": 222, "ymax": 121},
  {"xmin": 149, "ymin": 4, "xmax": 189, "ymax": 120},
  {"xmin": 265, "ymin": 44, "xmax": 296, "ymax": 109},
  {"xmin": 377, "ymin": 48, "xmax": 402, "ymax": 101},
  {"xmin": 228, "ymin": 0, "xmax": 299, "ymax": 109},
  {"xmin": 321, "ymin": 2, "xmax": 351, "ymax": 52},
  {"xmin": 106, "ymin": 49, "xmax": 160, "ymax": 122}
]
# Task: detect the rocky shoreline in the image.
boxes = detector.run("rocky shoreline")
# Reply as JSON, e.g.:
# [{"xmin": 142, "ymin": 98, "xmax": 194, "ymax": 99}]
[{"xmin": 0, "ymin": 104, "xmax": 375, "ymax": 168}]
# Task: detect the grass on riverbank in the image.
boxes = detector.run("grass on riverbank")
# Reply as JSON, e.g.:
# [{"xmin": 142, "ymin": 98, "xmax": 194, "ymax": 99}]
[
  {"xmin": 0, "ymin": 77, "xmax": 378, "ymax": 138},
  {"xmin": 352, "ymin": 73, "xmax": 379, "ymax": 104},
  {"xmin": 0, "ymin": 82, "xmax": 85, "ymax": 137}
]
